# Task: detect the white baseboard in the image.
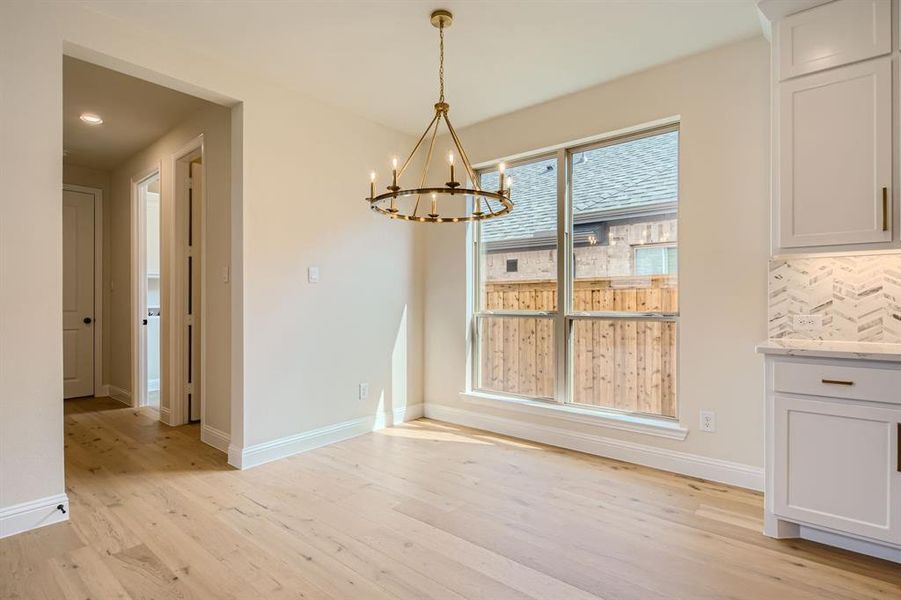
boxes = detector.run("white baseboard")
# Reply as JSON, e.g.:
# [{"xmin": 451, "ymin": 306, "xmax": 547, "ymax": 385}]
[
  {"xmin": 158, "ymin": 406, "xmax": 172, "ymax": 424},
  {"xmin": 0, "ymin": 493, "xmax": 69, "ymax": 539},
  {"xmin": 96, "ymin": 384, "xmax": 110, "ymax": 397},
  {"xmin": 373, "ymin": 402, "xmax": 424, "ymax": 429},
  {"xmin": 228, "ymin": 403, "xmax": 424, "ymax": 470},
  {"xmin": 424, "ymin": 403, "xmax": 764, "ymax": 491},
  {"xmin": 201, "ymin": 424, "xmax": 230, "ymax": 453},
  {"xmin": 108, "ymin": 385, "xmax": 132, "ymax": 406}
]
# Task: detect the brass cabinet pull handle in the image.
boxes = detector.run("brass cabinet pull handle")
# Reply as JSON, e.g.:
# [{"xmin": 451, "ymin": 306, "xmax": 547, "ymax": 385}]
[
  {"xmin": 821, "ymin": 378, "xmax": 854, "ymax": 386},
  {"xmin": 883, "ymin": 187, "xmax": 889, "ymax": 231}
]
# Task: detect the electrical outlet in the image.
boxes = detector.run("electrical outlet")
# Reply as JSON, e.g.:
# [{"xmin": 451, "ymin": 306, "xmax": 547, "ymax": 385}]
[
  {"xmin": 358, "ymin": 383, "xmax": 369, "ymax": 401},
  {"xmin": 793, "ymin": 314, "xmax": 823, "ymax": 333},
  {"xmin": 308, "ymin": 266, "xmax": 320, "ymax": 284},
  {"xmin": 700, "ymin": 410, "xmax": 716, "ymax": 433}
]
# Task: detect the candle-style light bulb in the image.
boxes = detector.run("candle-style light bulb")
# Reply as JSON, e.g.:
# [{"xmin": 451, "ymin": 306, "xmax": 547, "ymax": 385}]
[
  {"xmin": 506, "ymin": 175, "xmax": 512, "ymax": 191},
  {"xmin": 369, "ymin": 171, "xmax": 376, "ymax": 199},
  {"xmin": 431, "ymin": 192, "xmax": 438, "ymax": 216},
  {"xmin": 391, "ymin": 157, "xmax": 398, "ymax": 188},
  {"xmin": 498, "ymin": 162, "xmax": 506, "ymax": 192},
  {"xmin": 448, "ymin": 151, "xmax": 455, "ymax": 184}
]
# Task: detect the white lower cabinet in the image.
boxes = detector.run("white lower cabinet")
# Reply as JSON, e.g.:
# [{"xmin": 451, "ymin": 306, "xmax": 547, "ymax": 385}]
[
  {"xmin": 773, "ymin": 394, "xmax": 901, "ymax": 545},
  {"xmin": 761, "ymin": 351, "xmax": 901, "ymax": 561}
]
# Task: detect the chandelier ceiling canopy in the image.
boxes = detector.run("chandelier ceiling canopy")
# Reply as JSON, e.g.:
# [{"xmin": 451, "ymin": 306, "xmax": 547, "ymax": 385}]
[{"xmin": 366, "ymin": 9, "xmax": 513, "ymax": 223}]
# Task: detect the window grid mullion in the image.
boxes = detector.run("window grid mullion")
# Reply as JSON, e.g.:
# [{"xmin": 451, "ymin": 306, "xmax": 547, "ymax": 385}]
[
  {"xmin": 474, "ymin": 310, "xmax": 558, "ymax": 318},
  {"xmin": 555, "ymin": 147, "xmax": 569, "ymax": 405}
]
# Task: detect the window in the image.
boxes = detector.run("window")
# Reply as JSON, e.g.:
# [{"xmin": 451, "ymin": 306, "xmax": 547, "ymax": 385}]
[
  {"xmin": 634, "ymin": 245, "xmax": 677, "ymax": 276},
  {"xmin": 476, "ymin": 156, "xmax": 557, "ymax": 398},
  {"xmin": 473, "ymin": 125, "xmax": 679, "ymax": 419}
]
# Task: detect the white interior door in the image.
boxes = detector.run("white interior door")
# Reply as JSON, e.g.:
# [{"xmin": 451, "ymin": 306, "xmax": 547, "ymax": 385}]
[{"xmin": 63, "ymin": 189, "xmax": 95, "ymax": 398}]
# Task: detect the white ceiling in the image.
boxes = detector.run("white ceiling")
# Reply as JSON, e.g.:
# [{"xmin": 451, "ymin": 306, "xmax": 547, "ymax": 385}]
[
  {"xmin": 79, "ymin": 1, "xmax": 762, "ymax": 135},
  {"xmin": 64, "ymin": 56, "xmax": 211, "ymax": 170}
]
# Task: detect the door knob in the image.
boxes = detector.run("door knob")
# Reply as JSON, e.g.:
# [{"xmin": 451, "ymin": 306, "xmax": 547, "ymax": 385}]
[{"xmin": 83, "ymin": 317, "xmax": 93, "ymax": 324}]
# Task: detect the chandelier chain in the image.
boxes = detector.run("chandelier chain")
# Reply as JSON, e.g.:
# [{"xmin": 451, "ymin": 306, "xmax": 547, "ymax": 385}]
[{"xmin": 438, "ymin": 20, "xmax": 445, "ymax": 103}]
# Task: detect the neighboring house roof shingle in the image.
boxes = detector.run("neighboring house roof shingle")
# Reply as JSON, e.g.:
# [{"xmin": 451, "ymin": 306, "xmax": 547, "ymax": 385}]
[{"xmin": 480, "ymin": 130, "xmax": 678, "ymax": 243}]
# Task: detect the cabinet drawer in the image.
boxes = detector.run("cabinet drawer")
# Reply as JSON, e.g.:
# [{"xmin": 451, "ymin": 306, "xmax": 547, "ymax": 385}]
[
  {"xmin": 777, "ymin": 0, "xmax": 891, "ymax": 80},
  {"xmin": 773, "ymin": 360, "xmax": 901, "ymax": 404}
]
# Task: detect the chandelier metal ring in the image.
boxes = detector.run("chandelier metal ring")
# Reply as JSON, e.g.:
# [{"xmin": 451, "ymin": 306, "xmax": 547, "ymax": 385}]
[
  {"xmin": 370, "ymin": 187, "xmax": 513, "ymax": 223},
  {"xmin": 365, "ymin": 9, "xmax": 513, "ymax": 224}
]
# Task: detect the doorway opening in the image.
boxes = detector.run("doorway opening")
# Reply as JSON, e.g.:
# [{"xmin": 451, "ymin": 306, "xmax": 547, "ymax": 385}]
[
  {"xmin": 134, "ymin": 171, "xmax": 161, "ymax": 408},
  {"xmin": 62, "ymin": 54, "xmax": 234, "ymax": 451}
]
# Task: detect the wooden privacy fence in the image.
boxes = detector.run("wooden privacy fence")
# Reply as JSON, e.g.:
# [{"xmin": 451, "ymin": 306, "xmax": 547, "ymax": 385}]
[{"xmin": 479, "ymin": 276, "xmax": 677, "ymax": 417}]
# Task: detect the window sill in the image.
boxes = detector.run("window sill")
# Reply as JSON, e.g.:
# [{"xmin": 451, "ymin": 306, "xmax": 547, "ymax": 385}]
[{"xmin": 458, "ymin": 391, "xmax": 688, "ymax": 441}]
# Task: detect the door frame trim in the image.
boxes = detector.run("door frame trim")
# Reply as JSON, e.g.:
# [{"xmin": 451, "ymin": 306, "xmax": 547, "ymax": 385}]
[
  {"xmin": 131, "ymin": 165, "xmax": 161, "ymax": 409},
  {"xmin": 170, "ymin": 134, "xmax": 206, "ymax": 427},
  {"xmin": 62, "ymin": 184, "xmax": 104, "ymax": 398}
]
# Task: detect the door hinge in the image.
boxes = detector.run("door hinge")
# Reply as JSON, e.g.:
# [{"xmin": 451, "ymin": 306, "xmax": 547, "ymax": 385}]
[
  {"xmin": 185, "ymin": 383, "xmax": 193, "ymax": 395},
  {"xmin": 187, "ymin": 177, "xmax": 193, "ymax": 190}
]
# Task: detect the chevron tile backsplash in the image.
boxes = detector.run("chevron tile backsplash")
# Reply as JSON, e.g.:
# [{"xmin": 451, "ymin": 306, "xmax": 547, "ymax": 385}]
[{"xmin": 769, "ymin": 255, "xmax": 901, "ymax": 343}]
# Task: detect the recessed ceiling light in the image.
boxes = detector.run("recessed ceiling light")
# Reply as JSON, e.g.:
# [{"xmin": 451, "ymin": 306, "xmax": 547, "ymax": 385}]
[{"xmin": 79, "ymin": 112, "xmax": 103, "ymax": 125}]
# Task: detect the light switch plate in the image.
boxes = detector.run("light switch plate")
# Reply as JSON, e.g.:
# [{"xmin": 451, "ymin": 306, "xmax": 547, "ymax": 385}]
[
  {"xmin": 359, "ymin": 383, "xmax": 369, "ymax": 400},
  {"xmin": 308, "ymin": 266, "xmax": 320, "ymax": 284}
]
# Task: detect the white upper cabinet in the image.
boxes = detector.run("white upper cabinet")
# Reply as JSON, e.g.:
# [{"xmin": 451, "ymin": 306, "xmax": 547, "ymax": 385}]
[
  {"xmin": 778, "ymin": 57, "xmax": 892, "ymax": 248},
  {"xmin": 777, "ymin": 0, "xmax": 891, "ymax": 80}
]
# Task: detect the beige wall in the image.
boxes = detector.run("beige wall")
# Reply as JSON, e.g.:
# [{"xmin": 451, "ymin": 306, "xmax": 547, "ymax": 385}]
[
  {"xmin": 0, "ymin": 2, "xmax": 66, "ymax": 509},
  {"xmin": 238, "ymin": 88, "xmax": 422, "ymax": 445},
  {"xmin": 424, "ymin": 37, "xmax": 770, "ymax": 469},
  {"xmin": 107, "ymin": 103, "xmax": 232, "ymax": 433},
  {"xmin": 1, "ymin": 1, "xmax": 422, "ymax": 516}
]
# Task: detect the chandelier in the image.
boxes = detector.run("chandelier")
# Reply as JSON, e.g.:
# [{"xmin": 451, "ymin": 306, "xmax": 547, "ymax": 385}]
[{"xmin": 366, "ymin": 9, "xmax": 513, "ymax": 223}]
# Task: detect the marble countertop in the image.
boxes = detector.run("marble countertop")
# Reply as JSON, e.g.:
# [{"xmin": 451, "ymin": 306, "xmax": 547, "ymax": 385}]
[{"xmin": 756, "ymin": 339, "xmax": 901, "ymax": 362}]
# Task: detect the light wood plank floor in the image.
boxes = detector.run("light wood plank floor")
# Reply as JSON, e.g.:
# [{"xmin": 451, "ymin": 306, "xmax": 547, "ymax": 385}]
[{"xmin": 1, "ymin": 397, "xmax": 899, "ymax": 599}]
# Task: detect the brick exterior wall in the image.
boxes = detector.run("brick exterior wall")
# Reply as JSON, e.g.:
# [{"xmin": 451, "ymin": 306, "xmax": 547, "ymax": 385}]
[{"xmin": 483, "ymin": 217, "xmax": 677, "ymax": 281}]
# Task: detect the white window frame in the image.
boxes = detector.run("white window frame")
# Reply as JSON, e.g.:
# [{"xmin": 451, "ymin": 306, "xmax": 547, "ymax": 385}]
[{"xmin": 469, "ymin": 120, "xmax": 681, "ymax": 427}]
